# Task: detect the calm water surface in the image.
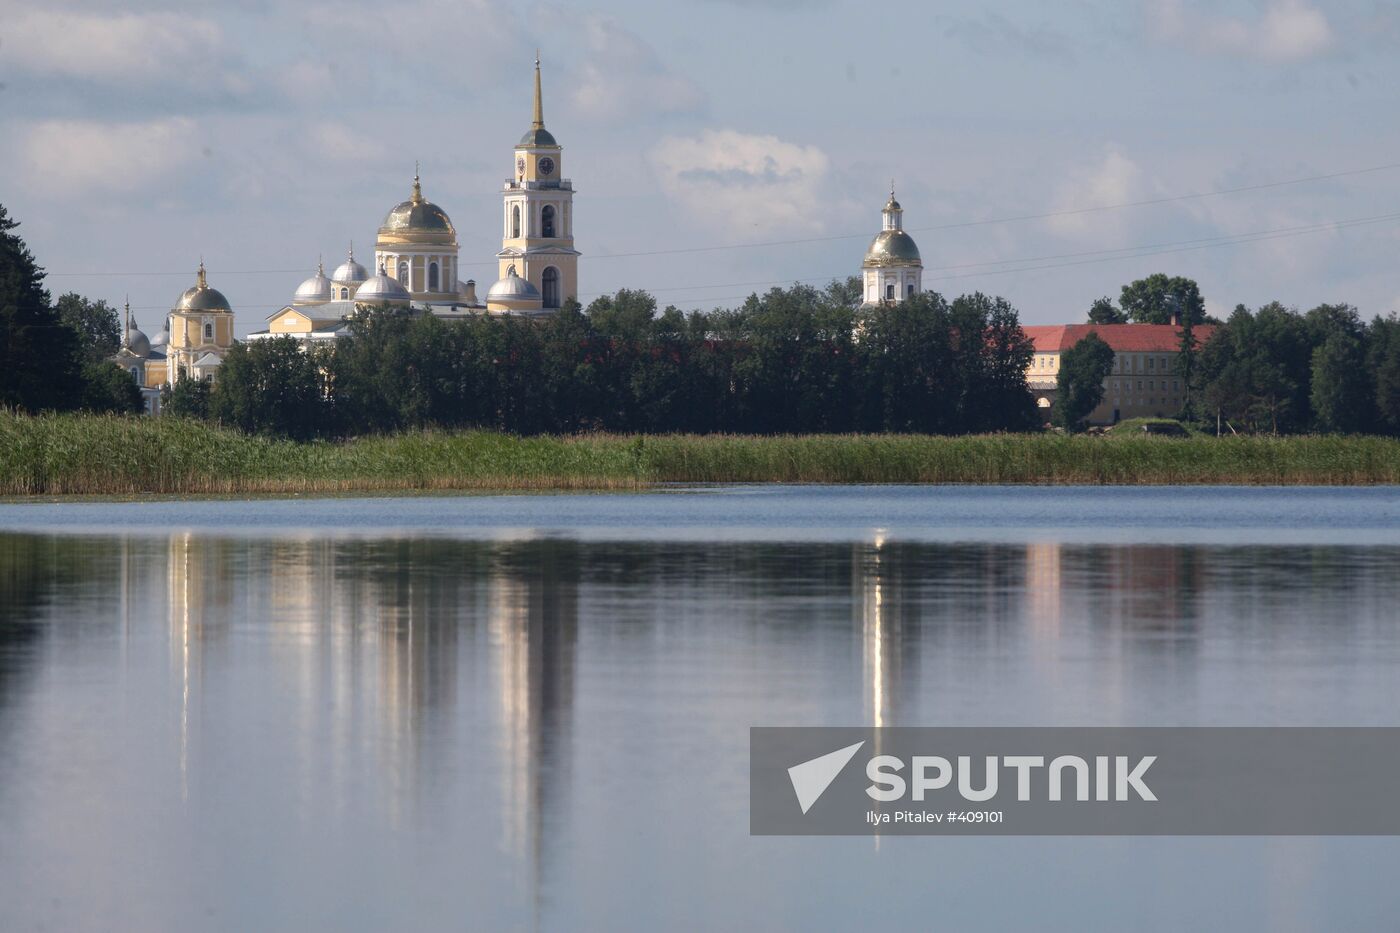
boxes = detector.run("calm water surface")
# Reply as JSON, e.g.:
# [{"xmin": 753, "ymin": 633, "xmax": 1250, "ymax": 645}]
[{"xmin": 1, "ymin": 487, "xmax": 1398, "ymax": 932}]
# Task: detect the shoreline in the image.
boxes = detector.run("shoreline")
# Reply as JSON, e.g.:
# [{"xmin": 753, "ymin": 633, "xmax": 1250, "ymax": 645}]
[{"xmin": 3, "ymin": 414, "xmax": 1399, "ymax": 495}]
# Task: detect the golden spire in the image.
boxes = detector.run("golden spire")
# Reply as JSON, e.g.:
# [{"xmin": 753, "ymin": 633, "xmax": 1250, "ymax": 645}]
[
  {"xmin": 532, "ymin": 52, "xmax": 544, "ymax": 129},
  {"xmin": 412, "ymin": 162, "xmax": 423, "ymax": 204},
  {"xmin": 196, "ymin": 259, "xmax": 207, "ymax": 289},
  {"xmin": 124, "ymin": 296, "xmax": 131, "ymax": 337},
  {"xmin": 317, "ymin": 254, "xmax": 324, "ymax": 276}
]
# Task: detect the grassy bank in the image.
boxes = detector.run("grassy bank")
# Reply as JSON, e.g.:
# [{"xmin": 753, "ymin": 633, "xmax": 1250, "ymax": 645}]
[{"xmin": 2, "ymin": 413, "xmax": 1398, "ymax": 496}]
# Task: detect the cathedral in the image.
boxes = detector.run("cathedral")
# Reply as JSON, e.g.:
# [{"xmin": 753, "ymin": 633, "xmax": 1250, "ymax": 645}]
[{"xmin": 112, "ymin": 57, "xmax": 580, "ymax": 411}]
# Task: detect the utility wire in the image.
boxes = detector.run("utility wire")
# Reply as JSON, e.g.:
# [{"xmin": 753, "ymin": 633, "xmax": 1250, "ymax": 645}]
[{"xmin": 46, "ymin": 159, "xmax": 1400, "ymax": 279}]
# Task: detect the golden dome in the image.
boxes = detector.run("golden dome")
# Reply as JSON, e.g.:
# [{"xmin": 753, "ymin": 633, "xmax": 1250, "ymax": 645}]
[
  {"xmin": 862, "ymin": 230, "xmax": 922, "ymax": 268},
  {"xmin": 174, "ymin": 262, "xmax": 232, "ymax": 312},
  {"xmin": 377, "ymin": 172, "xmax": 457, "ymax": 247}
]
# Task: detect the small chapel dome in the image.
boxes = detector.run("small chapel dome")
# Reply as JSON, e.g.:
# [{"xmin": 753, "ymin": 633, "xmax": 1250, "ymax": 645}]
[
  {"xmin": 294, "ymin": 261, "xmax": 333, "ymax": 305},
  {"xmin": 150, "ymin": 320, "xmax": 169, "ymax": 349},
  {"xmin": 331, "ymin": 247, "xmax": 370, "ymax": 287},
  {"xmin": 124, "ymin": 325, "xmax": 150, "ymax": 357},
  {"xmin": 486, "ymin": 268, "xmax": 542, "ymax": 307},
  {"xmin": 354, "ymin": 263, "xmax": 412, "ymax": 306},
  {"xmin": 174, "ymin": 262, "xmax": 232, "ymax": 311}
]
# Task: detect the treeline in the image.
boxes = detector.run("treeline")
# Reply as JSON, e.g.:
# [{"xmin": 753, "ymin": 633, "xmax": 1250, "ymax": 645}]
[
  {"xmin": 183, "ymin": 283, "xmax": 1041, "ymax": 439},
  {"xmin": 1195, "ymin": 302, "xmax": 1400, "ymax": 435},
  {"xmin": 0, "ymin": 205, "xmax": 143, "ymax": 415}
]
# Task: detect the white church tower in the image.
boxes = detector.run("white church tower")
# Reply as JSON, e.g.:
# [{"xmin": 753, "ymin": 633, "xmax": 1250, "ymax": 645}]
[{"xmin": 861, "ymin": 187, "xmax": 923, "ymax": 305}]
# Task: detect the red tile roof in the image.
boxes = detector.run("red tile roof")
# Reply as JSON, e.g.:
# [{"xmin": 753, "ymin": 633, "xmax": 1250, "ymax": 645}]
[{"xmin": 1023, "ymin": 323, "xmax": 1216, "ymax": 353}]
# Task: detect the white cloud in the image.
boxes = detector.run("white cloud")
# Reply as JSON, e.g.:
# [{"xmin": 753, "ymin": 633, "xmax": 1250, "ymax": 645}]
[
  {"xmin": 650, "ymin": 129, "xmax": 831, "ymax": 235},
  {"xmin": 2, "ymin": 9, "xmax": 235, "ymax": 83},
  {"xmin": 22, "ymin": 118, "xmax": 200, "ymax": 195},
  {"xmin": 1046, "ymin": 146, "xmax": 1148, "ymax": 238},
  {"xmin": 1147, "ymin": 0, "xmax": 1334, "ymax": 62},
  {"xmin": 568, "ymin": 17, "xmax": 705, "ymax": 123}
]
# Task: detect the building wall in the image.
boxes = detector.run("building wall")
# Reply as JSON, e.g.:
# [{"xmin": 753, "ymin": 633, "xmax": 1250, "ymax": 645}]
[{"xmin": 1028, "ymin": 349, "xmax": 1188, "ymax": 425}]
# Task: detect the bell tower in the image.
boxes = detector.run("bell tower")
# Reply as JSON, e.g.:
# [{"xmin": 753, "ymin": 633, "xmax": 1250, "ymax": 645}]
[{"xmin": 497, "ymin": 54, "xmax": 579, "ymax": 310}]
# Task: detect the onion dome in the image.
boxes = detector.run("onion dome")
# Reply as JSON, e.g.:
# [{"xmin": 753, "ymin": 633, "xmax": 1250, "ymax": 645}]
[
  {"xmin": 293, "ymin": 259, "xmax": 333, "ymax": 305},
  {"xmin": 124, "ymin": 324, "xmax": 150, "ymax": 357},
  {"xmin": 174, "ymin": 262, "xmax": 232, "ymax": 311},
  {"xmin": 354, "ymin": 262, "xmax": 412, "ymax": 306},
  {"xmin": 378, "ymin": 170, "xmax": 456, "ymax": 246},
  {"xmin": 486, "ymin": 268, "xmax": 542, "ymax": 308},
  {"xmin": 331, "ymin": 245, "xmax": 370, "ymax": 286}
]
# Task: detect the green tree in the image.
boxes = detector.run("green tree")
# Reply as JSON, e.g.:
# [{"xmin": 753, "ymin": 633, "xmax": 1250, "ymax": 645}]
[
  {"xmin": 80, "ymin": 362, "xmax": 143, "ymax": 414},
  {"xmin": 0, "ymin": 203, "xmax": 84, "ymax": 411},
  {"xmin": 162, "ymin": 378, "xmax": 212, "ymax": 420},
  {"xmin": 1053, "ymin": 332, "xmax": 1116, "ymax": 431},
  {"xmin": 1087, "ymin": 296, "xmax": 1128, "ymax": 324},
  {"xmin": 1310, "ymin": 332, "xmax": 1372, "ymax": 433},
  {"xmin": 1119, "ymin": 274, "xmax": 1207, "ymax": 326},
  {"xmin": 209, "ymin": 337, "xmax": 330, "ymax": 439},
  {"xmin": 1369, "ymin": 315, "xmax": 1400, "ymax": 435},
  {"xmin": 55, "ymin": 293, "xmax": 121, "ymax": 363}
]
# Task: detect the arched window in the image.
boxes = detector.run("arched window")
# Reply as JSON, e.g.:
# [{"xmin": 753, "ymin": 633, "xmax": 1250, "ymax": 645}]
[
  {"xmin": 397, "ymin": 261, "xmax": 409, "ymax": 289},
  {"xmin": 512, "ymin": 205, "xmax": 521, "ymax": 238},
  {"xmin": 542, "ymin": 205, "xmax": 556, "ymax": 238},
  {"xmin": 907, "ymin": 283, "xmax": 915, "ymax": 297},
  {"xmin": 204, "ymin": 322, "xmax": 214, "ymax": 342},
  {"xmin": 885, "ymin": 283, "xmax": 895, "ymax": 301},
  {"xmin": 428, "ymin": 262, "xmax": 439, "ymax": 291},
  {"xmin": 340, "ymin": 287, "xmax": 349, "ymax": 299},
  {"xmin": 507, "ymin": 264, "xmax": 517, "ymax": 277},
  {"xmin": 542, "ymin": 267, "xmax": 560, "ymax": 308}
]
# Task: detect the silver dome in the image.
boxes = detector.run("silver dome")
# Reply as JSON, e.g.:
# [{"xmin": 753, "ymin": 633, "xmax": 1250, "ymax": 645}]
[
  {"xmin": 354, "ymin": 264, "xmax": 412, "ymax": 305},
  {"xmin": 124, "ymin": 325, "xmax": 150, "ymax": 357},
  {"xmin": 486, "ymin": 269, "xmax": 542, "ymax": 304},
  {"xmin": 150, "ymin": 320, "xmax": 169, "ymax": 348},
  {"xmin": 331, "ymin": 246, "xmax": 370, "ymax": 286},
  {"xmin": 294, "ymin": 263, "xmax": 333, "ymax": 305}
]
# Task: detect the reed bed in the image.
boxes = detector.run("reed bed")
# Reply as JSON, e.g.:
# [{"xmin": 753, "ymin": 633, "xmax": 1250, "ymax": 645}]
[{"xmin": 2, "ymin": 413, "xmax": 1398, "ymax": 496}]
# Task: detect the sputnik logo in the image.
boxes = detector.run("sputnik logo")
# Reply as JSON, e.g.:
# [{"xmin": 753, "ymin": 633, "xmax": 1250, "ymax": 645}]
[{"xmin": 788, "ymin": 741, "xmax": 865, "ymax": 814}]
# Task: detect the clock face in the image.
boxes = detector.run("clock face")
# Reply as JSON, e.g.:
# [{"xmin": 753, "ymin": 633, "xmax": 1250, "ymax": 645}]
[
  {"xmin": 538, "ymin": 157, "xmax": 555, "ymax": 177},
  {"xmin": 516, "ymin": 157, "xmax": 525, "ymax": 175}
]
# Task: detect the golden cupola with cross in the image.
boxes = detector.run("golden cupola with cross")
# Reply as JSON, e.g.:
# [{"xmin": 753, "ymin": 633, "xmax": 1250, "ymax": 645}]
[
  {"xmin": 490, "ymin": 54, "xmax": 579, "ymax": 314},
  {"xmin": 375, "ymin": 166, "xmax": 461, "ymax": 302}
]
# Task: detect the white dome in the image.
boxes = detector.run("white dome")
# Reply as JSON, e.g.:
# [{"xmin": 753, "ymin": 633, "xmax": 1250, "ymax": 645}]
[
  {"xmin": 124, "ymin": 325, "xmax": 150, "ymax": 357},
  {"xmin": 331, "ymin": 246, "xmax": 370, "ymax": 286},
  {"xmin": 294, "ymin": 263, "xmax": 333, "ymax": 305},
  {"xmin": 354, "ymin": 264, "xmax": 412, "ymax": 306},
  {"xmin": 150, "ymin": 320, "xmax": 169, "ymax": 348},
  {"xmin": 486, "ymin": 269, "xmax": 542, "ymax": 305}
]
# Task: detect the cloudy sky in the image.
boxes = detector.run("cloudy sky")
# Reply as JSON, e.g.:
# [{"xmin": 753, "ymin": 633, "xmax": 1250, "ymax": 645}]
[{"xmin": 3, "ymin": 0, "xmax": 1399, "ymax": 334}]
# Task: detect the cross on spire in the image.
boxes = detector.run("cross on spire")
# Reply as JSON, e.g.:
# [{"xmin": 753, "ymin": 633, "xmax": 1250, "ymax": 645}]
[{"xmin": 532, "ymin": 52, "xmax": 545, "ymax": 129}]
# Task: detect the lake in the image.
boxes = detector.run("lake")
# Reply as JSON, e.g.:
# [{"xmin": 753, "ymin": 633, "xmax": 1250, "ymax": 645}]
[{"xmin": 1, "ymin": 486, "xmax": 1398, "ymax": 931}]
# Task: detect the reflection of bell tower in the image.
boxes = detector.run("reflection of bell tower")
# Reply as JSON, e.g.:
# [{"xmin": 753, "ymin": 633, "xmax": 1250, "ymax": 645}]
[
  {"xmin": 491, "ymin": 540, "xmax": 579, "ymax": 903},
  {"xmin": 855, "ymin": 536, "xmax": 905, "ymax": 729},
  {"xmin": 497, "ymin": 54, "xmax": 579, "ymax": 310}
]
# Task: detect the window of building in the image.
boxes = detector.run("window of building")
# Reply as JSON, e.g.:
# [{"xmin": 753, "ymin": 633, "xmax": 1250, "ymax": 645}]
[
  {"xmin": 512, "ymin": 205, "xmax": 521, "ymax": 238},
  {"xmin": 1137, "ymin": 380, "xmax": 1143, "ymax": 390},
  {"xmin": 907, "ymin": 283, "xmax": 915, "ymax": 297},
  {"xmin": 340, "ymin": 287, "xmax": 349, "ymax": 299},
  {"xmin": 204, "ymin": 322, "xmax": 214, "ymax": 342},
  {"xmin": 542, "ymin": 205, "xmax": 556, "ymax": 238},
  {"xmin": 1148, "ymin": 357, "xmax": 1155, "ymax": 370},
  {"xmin": 429, "ymin": 262, "xmax": 439, "ymax": 291},
  {"xmin": 542, "ymin": 266, "xmax": 560, "ymax": 309},
  {"xmin": 397, "ymin": 261, "xmax": 409, "ymax": 286},
  {"xmin": 886, "ymin": 284, "xmax": 895, "ymax": 300},
  {"xmin": 1173, "ymin": 380, "xmax": 1180, "ymax": 390}
]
